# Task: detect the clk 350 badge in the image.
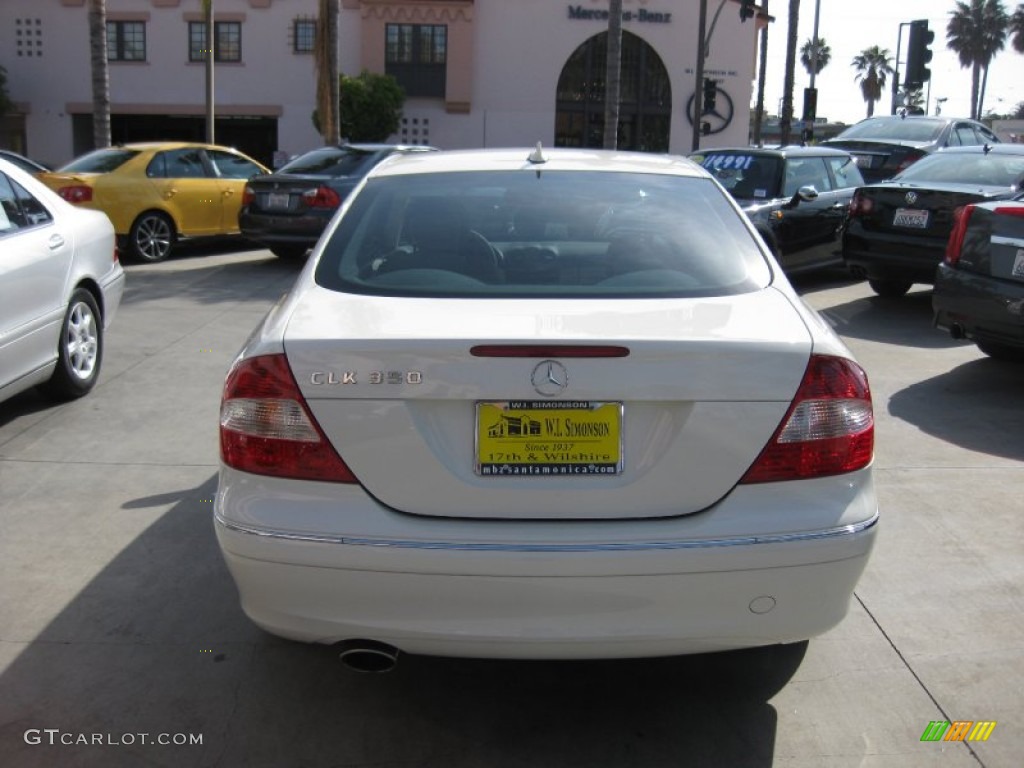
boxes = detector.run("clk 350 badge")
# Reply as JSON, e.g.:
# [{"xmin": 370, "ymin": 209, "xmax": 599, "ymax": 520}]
[{"xmin": 310, "ymin": 371, "xmax": 423, "ymax": 385}]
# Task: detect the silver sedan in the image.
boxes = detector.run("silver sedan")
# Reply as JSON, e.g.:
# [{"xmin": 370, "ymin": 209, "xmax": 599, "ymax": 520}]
[{"xmin": 0, "ymin": 157, "xmax": 125, "ymax": 404}]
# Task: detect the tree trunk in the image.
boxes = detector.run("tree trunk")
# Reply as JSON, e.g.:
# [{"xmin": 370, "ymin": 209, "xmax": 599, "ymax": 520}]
[
  {"xmin": 603, "ymin": 0, "xmax": 623, "ymax": 150},
  {"xmin": 978, "ymin": 64, "xmax": 990, "ymax": 120},
  {"xmin": 316, "ymin": 0, "xmax": 340, "ymax": 145},
  {"xmin": 753, "ymin": 0, "xmax": 769, "ymax": 146},
  {"xmin": 204, "ymin": 0, "xmax": 214, "ymax": 144},
  {"xmin": 89, "ymin": 0, "xmax": 111, "ymax": 149},
  {"xmin": 780, "ymin": 0, "xmax": 800, "ymax": 145},
  {"xmin": 971, "ymin": 62, "xmax": 981, "ymax": 120}
]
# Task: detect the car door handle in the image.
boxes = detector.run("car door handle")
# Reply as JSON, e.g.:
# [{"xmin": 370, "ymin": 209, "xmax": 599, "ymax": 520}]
[
  {"xmin": 48, "ymin": 233, "xmax": 65, "ymax": 250},
  {"xmin": 163, "ymin": 188, "xmax": 178, "ymax": 199},
  {"xmin": 222, "ymin": 189, "xmax": 234, "ymax": 197}
]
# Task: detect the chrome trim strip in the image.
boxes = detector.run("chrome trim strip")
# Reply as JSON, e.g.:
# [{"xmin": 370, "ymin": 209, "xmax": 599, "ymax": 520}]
[
  {"xmin": 991, "ymin": 235, "xmax": 1024, "ymax": 247},
  {"xmin": 215, "ymin": 512, "xmax": 878, "ymax": 552}
]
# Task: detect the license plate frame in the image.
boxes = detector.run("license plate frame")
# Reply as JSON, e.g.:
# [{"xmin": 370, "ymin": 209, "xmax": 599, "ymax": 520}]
[
  {"xmin": 475, "ymin": 401, "xmax": 623, "ymax": 477},
  {"xmin": 893, "ymin": 208, "xmax": 930, "ymax": 229},
  {"xmin": 266, "ymin": 192, "xmax": 291, "ymax": 210}
]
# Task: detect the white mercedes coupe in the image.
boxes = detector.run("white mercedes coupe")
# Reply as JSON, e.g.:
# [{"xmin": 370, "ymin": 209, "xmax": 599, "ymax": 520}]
[{"xmin": 215, "ymin": 147, "xmax": 877, "ymax": 671}]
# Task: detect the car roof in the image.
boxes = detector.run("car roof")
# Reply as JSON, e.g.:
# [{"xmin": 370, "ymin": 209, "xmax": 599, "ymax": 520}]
[
  {"xmin": 369, "ymin": 147, "xmax": 709, "ymax": 179},
  {"xmin": 344, "ymin": 143, "xmax": 438, "ymax": 152},
  {"xmin": 691, "ymin": 145, "xmax": 854, "ymax": 159},
  {"xmin": 108, "ymin": 141, "xmax": 253, "ymax": 153}
]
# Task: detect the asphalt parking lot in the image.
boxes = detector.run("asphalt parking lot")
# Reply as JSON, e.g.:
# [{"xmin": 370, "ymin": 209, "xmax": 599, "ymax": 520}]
[{"xmin": 1, "ymin": 244, "xmax": 1021, "ymax": 768}]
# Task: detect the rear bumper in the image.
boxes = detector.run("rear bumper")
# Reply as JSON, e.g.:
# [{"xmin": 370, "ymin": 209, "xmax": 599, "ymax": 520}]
[
  {"xmin": 238, "ymin": 211, "xmax": 329, "ymax": 248},
  {"xmin": 842, "ymin": 232, "xmax": 944, "ymax": 284},
  {"xmin": 214, "ymin": 466, "xmax": 878, "ymax": 658},
  {"xmin": 933, "ymin": 263, "xmax": 1024, "ymax": 347}
]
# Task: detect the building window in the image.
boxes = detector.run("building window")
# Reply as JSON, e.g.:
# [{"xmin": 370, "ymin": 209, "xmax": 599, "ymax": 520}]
[
  {"xmin": 189, "ymin": 21, "xmax": 241, "ymax": 63},
  {"xmin": 293, "ymin": 18, "xmax": 316, "ymax": 54},
  {"xmin": 15, "ymin": 18, "xmax": 43, "ymax": 58},
  {"xmin": 385, "ymin": 24, "xmax": 446, "ymax": 98},
  {"xmin": 107, "ymin": 21, "xmax": 146, "ymax": 62}
]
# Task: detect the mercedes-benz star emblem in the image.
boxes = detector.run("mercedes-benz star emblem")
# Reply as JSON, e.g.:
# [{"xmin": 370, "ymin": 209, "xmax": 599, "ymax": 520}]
[
  {"xmin": 905, "ymin": 191, "xmax": 918, "ymax": 205},
  {"xmin": 530, "ymin": 360, "xmax": 568, "ymax": 397}
]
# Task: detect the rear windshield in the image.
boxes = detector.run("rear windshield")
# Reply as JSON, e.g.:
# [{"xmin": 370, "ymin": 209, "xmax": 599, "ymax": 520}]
[
  {"xmin": 58, "ymin": 148, "xmax": 139, "ymax": 174},
  {"xmin": 836, "ymin": 118, "xmax": 945, "ymax": 142},
  {"xmin": 691, "ymin": 153, "xmax": 783, "ymax": 200},
  {"xmin": 279, "ymin": 147, "xmax": 379, "ymax": 177},
  {"xmin": 315, "ymin": 170, "xmax": 771, "ymax": 298},
  {"xmin": 895, "ymin": 152, "xmax": 1024, "ymax": 187}
]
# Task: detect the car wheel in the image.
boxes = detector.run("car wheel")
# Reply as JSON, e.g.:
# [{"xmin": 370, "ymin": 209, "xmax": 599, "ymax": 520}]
[
  {"xmin": 868, "ymin": 279, "xmax": 912, "ymax": 297},
  {"xmin": 976, "ymin": 341, "xmax": 1024, "ymax": 362},
  {"xmin": 270, "ymin": 245, "xmax": 309, "ymax": 259},
  {"xmin": 43, "ymin": 289, "xmax": 103, "ymax": 400},
  {"xmin": 129, "ymin": 211, "xmax": 176, "ymax": 262}
]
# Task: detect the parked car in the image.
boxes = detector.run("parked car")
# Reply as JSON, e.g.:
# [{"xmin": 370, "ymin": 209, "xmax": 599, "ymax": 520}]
[
  {"xmin": 215, "ymin": 147, "xmax": 877, "ymax": 669},
  {"xmin": 823, "ymin": 114, "xmax": 1000, "ymax": 184},
  {"xmin": 239, "ymin": 143, "xmax": 438, "ymax": 259},
  {"xmin": 691, "ymin": 146, "xmax": 865, "ymax": 274},
  {"xmin": 933, "ymin": 191, "xmax": 1024, "ymax": 361},
  {"xmin": 37, "ymin": 142, "xmax": 269, "ymax": 262},
  {"xmin": 0, "ymin": 149, "xmax": 51, "ymax": 175},
  {"xmin": 0, "ymin": 157, "xmax": 125, "ymax": 404},
  {"xmin": 843, "ymin": 144, "xmax": 1024, "ymax": 297}
]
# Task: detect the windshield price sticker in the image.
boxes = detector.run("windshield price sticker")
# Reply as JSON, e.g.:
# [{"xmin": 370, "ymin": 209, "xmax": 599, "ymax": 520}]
[
  {"xmin": 700, "ymin": 154, "xmax": 756, "ymax": 171},
  {"xmin": 475, "ymin": 401, "xmax": 622, "ymax": 476}
]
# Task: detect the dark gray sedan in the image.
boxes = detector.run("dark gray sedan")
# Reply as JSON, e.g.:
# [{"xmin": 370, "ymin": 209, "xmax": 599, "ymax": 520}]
[{"xmin": 933, "ymin": 191, "xmax": 1024, "ymax": 361}]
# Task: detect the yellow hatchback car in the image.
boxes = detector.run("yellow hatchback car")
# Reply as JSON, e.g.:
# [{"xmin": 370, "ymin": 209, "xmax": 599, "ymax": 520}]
[{"xmin": 38, "ymin": 142, "xmax": 269, "ymax": 262}]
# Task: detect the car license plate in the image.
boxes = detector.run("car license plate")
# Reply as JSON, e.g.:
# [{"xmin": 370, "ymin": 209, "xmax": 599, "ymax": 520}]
[
  {"xmin": 266, "ymin": 192, "xmax": 291, "ymax": 210},
  {"xmin": 1012, "ymin": 249, "xmax": 1024, "ymax": 279},
  {"xmin": 475, "ymin": 401, "xmax": 622, "ymax": 476},
  {"xmin": 893, "ymin": 208, "xmax": 929, "ymax": 228}
]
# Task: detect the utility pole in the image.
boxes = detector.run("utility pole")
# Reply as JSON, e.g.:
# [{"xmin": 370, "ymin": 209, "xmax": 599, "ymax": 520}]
[
  {"xmin": 803, "ymin": 0, "xmax": 820, "ymax": 142},
  {"xmin": 691, "ymin": 0, "xmax": 709, "ymax": 151},
  {"xmin": 204, "ymin": 0, "xmax": 215, "ymax": 143}
]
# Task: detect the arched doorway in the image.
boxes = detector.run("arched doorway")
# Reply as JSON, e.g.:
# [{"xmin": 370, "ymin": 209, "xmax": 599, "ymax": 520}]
[{"xmin": 554, "ymin": 30, "xmax": 671, "ymax": 152}]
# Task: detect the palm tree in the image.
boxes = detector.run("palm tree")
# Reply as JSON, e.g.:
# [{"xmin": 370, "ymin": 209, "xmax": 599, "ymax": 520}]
[
  {"xmin": 800, "ymin": 36, "xmax": 831, "ymax": 77},
  {"xmin": 899, "ymin": 86, "xmax": 926, "ymax": 114},
  {"xmin": 315, "ymin": 0, "xmax": 340, "ymax": 145},
  {"xmin": 851, "ymin": 46, "xmax": 894, "ymax": 117},
  {"xmin": 780, "ymin": 0, "xmax": 800, "ymax": 145},
  {"xmin": 603, "ymin": 0, "xmax": 622, "ymax": 149},
  {"xmin": 89, "ymin": 0, "xmax": 111, "ymax": 149},
  {"xmin": 947, "ymin": 0, "xmax": 1009, "ymax": 120},
  {"xmin": 1010, "ymin": 3, "xmax": 1024, "ymax": 51}
]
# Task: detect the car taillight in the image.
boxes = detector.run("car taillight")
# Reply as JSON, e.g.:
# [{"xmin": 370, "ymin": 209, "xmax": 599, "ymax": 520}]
[
  {"xmin": 993, "ymin": 205, "xmax": 1024, "ymax": 217},
  {"xmin": 58, "ymin": 185, "xmax": 93, "ymax": 204},
  {"xmin": 848, "ymin": 191, "xmax": 872, "ymax": 218},
  {"xmin": 302, "ymin": 186, "xmax": 342, "ymax": 209},
  {"xmin": 945, "ymin": 205, "xmax": 975, "ymax": 267},
  {"xmin": 741, "ymin": 354, "xmax": 873, "ymax": 484},
  {"xmin": 242, "ymin": 185, "xmax": 255, "ymax": 207},
  {"xmin": 220, "ymin": 353, "xmax": 357, "ymax": 482},
  {"xmin": 894, "ymin": 150, "xmax": 926, "ymax": 174}
]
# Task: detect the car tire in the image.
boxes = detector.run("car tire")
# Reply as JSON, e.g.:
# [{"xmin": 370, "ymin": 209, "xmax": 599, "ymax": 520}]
[
  {"xmin": 129, "ymin": 211, "xmax": 176, "ymax": 262},
  {"xmin": 976, "ymin": 341, "xmax": 1024, "ymax": 362},
  {"xmin": 43, "ymin": 289, "xmax": 103, "ymax": 400},
  {"xmin": 868, "ymin": 279, "xmax": 912, "ymax": 297},
  {"xmin": 270, "ymin": 245, "xmax": 309, "ymax": 259}
]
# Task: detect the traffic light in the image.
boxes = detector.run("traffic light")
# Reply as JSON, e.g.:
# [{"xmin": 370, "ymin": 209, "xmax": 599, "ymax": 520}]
[
  {"xmin": 739, "ymin": 0, "xmax": 757, "ymax": 22},
  {"xmin": 905, "ymin": 19, "xmax": 934, "ymax": 89},
  {"xmin": 703, "ymin": 78, "xmax": 717, "ymax": 113}
]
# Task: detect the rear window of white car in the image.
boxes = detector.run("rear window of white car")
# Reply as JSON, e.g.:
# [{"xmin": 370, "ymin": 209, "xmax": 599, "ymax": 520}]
[{"xmin": 315, "ymin": 170, "xmax": 771, "ymax": 298}]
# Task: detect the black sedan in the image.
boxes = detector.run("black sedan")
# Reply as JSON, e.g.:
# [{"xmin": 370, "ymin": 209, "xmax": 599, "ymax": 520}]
[
  {"xmin": 823, "ymin": 115, "xmax": 999, "ymax": 184},
  {"xmin": 239, "ymin": 143, "xmax": 437, "ymax": 258},
  {"xmin": 692, "ymin": 146, "xmax": 865, "ymax": 274},
  {"xmin": 933, "ymin": 192, "xmax": 1024, "ymax": 361},
  {"xmin": 842, "ymin": 145, "xmax": 1024, "ymax": 297}
]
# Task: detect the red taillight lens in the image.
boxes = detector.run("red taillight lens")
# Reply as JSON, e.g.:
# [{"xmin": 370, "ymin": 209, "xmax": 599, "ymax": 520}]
[
  {"xmin": 993, "ymin": 205, "xmax": 1024, "ymax": 217},
  {"xmin": 220, "ymin": 353, "xmax": 357, "ymax": 482},
  {"xmin": 242, "ymin": 185, "xmax": 255, "ymax": 207},
  {"xmin": 894, "ymin": 150, "xmax": 925, "ymax": 174},
  {"xmin": 741, "ymin": 354, "xmax": 873, "ymax": 484},
  {"xmin": 58, "ymin": 185, "xmax": 93, "ymax": 204},
  {"xmin": 945, "ymin": 205, "xmax": 975, "ymax": 266},
  {"xmin": 302, "ymin": 186, "xmax": 342, "ymax": 209},
  {"xmin": 848, "ymin": 191, "xmax": 872, "ymax": 218}
]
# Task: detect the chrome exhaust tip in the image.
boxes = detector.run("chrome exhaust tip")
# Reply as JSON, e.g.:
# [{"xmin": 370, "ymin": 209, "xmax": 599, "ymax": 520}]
[{"xmin": 337, "ymin": 639, "xmax": 400, "ymax": 673}]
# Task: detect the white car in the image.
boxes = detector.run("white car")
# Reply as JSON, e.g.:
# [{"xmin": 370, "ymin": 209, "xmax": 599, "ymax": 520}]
[
  {"xmin": 0, "ymin": 157, "xmax": 124, "ymax": 404},
  {"xmin": 215, "ymin": 147, "xmax": 878, "ymax": 671}
]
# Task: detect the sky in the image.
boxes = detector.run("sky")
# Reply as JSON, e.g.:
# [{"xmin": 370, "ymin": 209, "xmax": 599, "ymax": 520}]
[{"xmin": 755, "ymin": 0, "xmax": 1024, "ymax": 125}]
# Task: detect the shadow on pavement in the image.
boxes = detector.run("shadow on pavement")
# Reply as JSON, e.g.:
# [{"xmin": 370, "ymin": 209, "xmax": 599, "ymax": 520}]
[
  {"xmin": 889, "ymin": 357, "xmax": 1024, "ymax": 461},
  {"xmin": 0, "ymin": 472, "xmax": 803, "ymax": 768}
]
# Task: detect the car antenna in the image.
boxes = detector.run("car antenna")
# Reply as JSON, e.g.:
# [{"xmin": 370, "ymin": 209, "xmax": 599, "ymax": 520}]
[
  {"xmin": 527, "ymin": 142, "xmax": 547, "ymax": 165},
  {"xmin": 983, "ymin": 143, "xmax": 993, "ymax": 154}
]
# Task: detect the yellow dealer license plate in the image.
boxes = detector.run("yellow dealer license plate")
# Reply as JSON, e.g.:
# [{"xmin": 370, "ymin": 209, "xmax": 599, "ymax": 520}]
[{"xmin": 475, "ymin": 401, "xmax": 622, "ymax": 477}]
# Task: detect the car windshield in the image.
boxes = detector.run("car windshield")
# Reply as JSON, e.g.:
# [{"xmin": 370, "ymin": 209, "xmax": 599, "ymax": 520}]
[
  {"xmin": 315, "ymin": 170, "xmax": 771, "ymax": 298},
  {"xmin": 279, "ymin": 147, "xmax": 379, "ymax": 177},
  {"xmin": 895, "ymin": 152, "xmax": 1024, "ymax": 187},
  {"xmin": 58, "ymin": 148, "xmax": 139, "ymax": 173},
  {"xmin": 691, "ymin": 153, "xmax": 783, "ymax": 200},
  {"xmin": 836, "ymin": 118, "xmax": 945, "ymax": 142}
]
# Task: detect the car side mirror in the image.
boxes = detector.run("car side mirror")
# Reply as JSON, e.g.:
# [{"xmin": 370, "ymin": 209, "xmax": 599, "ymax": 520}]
[{"xmin": 784, "ymin": 185, "xmax": 819, "ymax": 208}]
